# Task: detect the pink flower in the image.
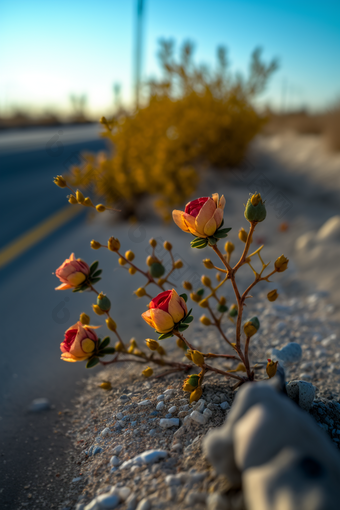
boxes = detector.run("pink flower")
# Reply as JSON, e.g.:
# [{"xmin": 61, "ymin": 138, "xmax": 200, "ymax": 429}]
[
  {"xmin": 141, "ymin": 289, "xmax": 187, "ymax": 334},
  {"xmin": 55, "ymin": 253, "xmax": 90, "ymax": 290},
  {"xmin": 172, "ymin": 193, "xmax": 225, "ymax": 238},
  {"xmin": 60, "ymin": 322, "xmax": 99, "ymax": 362}
]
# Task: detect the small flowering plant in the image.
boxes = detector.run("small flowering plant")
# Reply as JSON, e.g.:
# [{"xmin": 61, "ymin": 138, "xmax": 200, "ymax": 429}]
[{"xmin": 53, "ymin": 177, "xmax": 289, "ymax": 401}]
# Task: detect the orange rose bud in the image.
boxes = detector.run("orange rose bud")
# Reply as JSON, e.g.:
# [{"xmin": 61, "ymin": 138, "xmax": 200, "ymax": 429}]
[
  {"xmin": 190, "ymin": 292, "xmax": 201, "ymax": 303},
  {"xmin": 163, "ymin": 241, "xmax": 172, "ymax": 250},
  {"xmin": 54, "ymin": 175, "xmax": 67, "ymax": 188},
  {"xmin": 129, "ymin": 267, "xmax": 137, "ymax": 275},
  {"xmin": 191, "ymin": 350, "xmax": 205, "ymax": 366},
  {"xmin": 96, "ymin": 204, "xmax": 106, "ymax": 212},
  {"xmin": 79, "ymin": 313, "xmax": 90, "ymax": 325},
  {"xmin": 183, "ymin": 281, "xmax": 193, "ymax": 291},
  {"xmin": 174, "ymin": 260, "xmax": 183, "ymax": 269},
  {"xmin": 99, "ymin": 381, "xmax": 112, "ymax": 390},
  {"xmin": 135, "ymin": 287, "xmax": 146, "ymax": 298},
  {"xmin": 91, "ymin": 240, "xmax": 101, "ymax": 250},
  {"xmin": 142, "ymin": 367, "xmax": 153, "ymax": 378},
  {"xmin": 55, "ymin": 253, "xmax": 90, "ymax": 290},
  {"xmin": 108, "ymin": 237, "xmax": 120, "ymax": 252},
  {"xmin": 157, "ymin": 345, "xmax": 166, "ymax": 356},
  {"xmin": 224, "ymin": 241, "xmax": 235, "ymax": 254},
  {"xmin": 149, "ymin": 238, "xmax": 157, "ymax": 247},
  {"xmin": 238, "ymin": 228, "xmax": 248, "ymax": 243},
  {"xmin": 200, "ymin": 315, "xmax": 211, "ymax": 326},
  {"xmin": 141, "ymin": 289, "xmax": 187, "ymax": 334},
  {"xmin": 106, "ymin": 317, "xmax": 117, "ymax": 331},
  {"xmin": 172, "ymin": 193, "xmax": 225, "ymax": 238},
  {"xmin": 76, "ymin": 190, "xmax": 85, "ymax": 204},
  {"xmin": 125, "ymin": 250, "xmax": 135, "ymax": 261},
  {"xmin": 68, "ymin": 194, "xmax": 78, "ymax": 204},
  {"xmin": 201, "ymin": 275, "xmax": 211, "ymax": 287},
  {"xmin": 146, "ymin": 339, "xmax": 159, "ymax": 351},
  {"xmin": 190, "ymin": 387, "xmax": 203, "ymax": 403}
]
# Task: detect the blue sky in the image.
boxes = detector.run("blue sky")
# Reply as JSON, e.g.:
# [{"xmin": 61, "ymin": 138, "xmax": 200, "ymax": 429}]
[{"xmin": 1, "ymin": 0, "xmax": 339, "ymax": 116}]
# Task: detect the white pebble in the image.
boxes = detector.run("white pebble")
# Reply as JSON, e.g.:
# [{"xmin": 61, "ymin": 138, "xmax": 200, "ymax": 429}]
[
  {"xmin": 101, "ymin": 428, "xmax": 111, "ymax": 437},
  {"xmin": 115, "ymin": 486, "xmax": 131, "ymax": 500},
  {"xmin": 110, "ymin": 456, "xmax": 120, "ymax": 466},
  {"xmin": 168, "ymin": 406, "xmax": 177, "ymax": 414},
  {"xmin": 136, "ymin": 498, "xmax": 151, "ymax": 510},
  {"xmin": 164, "ymin": 389, "xmax": 176, "ymax": 395},
  {"xmin": 112, "ymin": 444, "xmax": 123, "ymax": 455},
  {"xmin": 138, "ymin": 400, "xmax": 151, "ymax": 406},
  {"xmin": 220, "ymin": 401, "xmax": 230, "ymax": 410},
  {"xmin": 193, "ymin": 399, "xmax": 206, "ymax": 413},
  {"xmin": 120, "ymin": 450, "xmax": 168, "ymax": 469},
  {"xmin": 180, "ymin": 404, "xmax": 190, "ymax": 411},
  {"xmin": 160, "ymin": 418, "xmax": 180, "ymax": 429},
  {"xmin": 156, "ymin": 401, "xmax": 165, "ymax": 411},
  {"xmin": 203, "ymin": 408, "xmax": 213, "ymax": 419},
  {"xmin": 190, "ymin": 410, "xmax": 207, "ymax": 425}
]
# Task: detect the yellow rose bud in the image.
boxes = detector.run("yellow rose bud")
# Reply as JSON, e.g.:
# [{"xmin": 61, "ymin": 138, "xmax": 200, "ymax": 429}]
[
  {"xmin": 176, "ymin": 338, "xmax": 186, "ymax": 350},
  {"xmin": 100, "ymin": 116, "xmax": 108, "ymax": 124},
  {"xmin": 243, "ymin": 316, "xmax": 260, "ymax": 337},
  {"xmin": 146, "ymin": 255, "xmax": 158, "ymax": 266},
  {"xmin": 190, "ymin": 387, "xmax": 203, "ymax": 403},
  {"xmin": 274, "ymin": 255, "xmax": 289, "ymax": 272},
  {"xmin": 185, "ymin": 352, "xmax": 193, "ymax": 361},
  {"xmin": 149, "ymin": 238, "xmax": 157, "ymax": 247},
  {"xmin": 68, "ymin": 194, "xmax": 78, "ymax": 205},
  {"xmin": 224, "ymin": 241, "xmax": 235, "ymax": 254},
  {"xmin": 128, "ymin": 345, "xmax": 134, "ymax": 354},
  {"xmin": 203, "ymin": 259, "xmax": 214, "ymax": 269},
  {"xmin": 118, "ymin": 257, "xmax": 127, "ymax": 266},
  {"xmin": 91, "ymin": 240, "xmax": 101, "ymax": 250},
  {"xmin": 134, "ymin": 348, "xmax": 145, "ymax": 357},
  {"xmin": 76, "ymin": 189, "xmax": 85, "ymax": 204},
  {"xmin": 201, "ymin": 275, "xmax": 211, "ymax": 287},
  {"xmin": 115, "ymin": 341, "xmax": 125, "ymax": 352},
  {"xmin": 183, "ymin": 281, "xmax": 193, "ymax": 291},
  {"xmin": 191, "ymin": 350, "xmax": 205, "ymax": 366},
  {"xmin": 182, "ymin": 374, "xmax": 199, "ymax": 391},
  {"xmin": 200, "ymin": 315, "xmax": 211, "ymax": 326},
  {"xmin": 199, "ymin": 299, "xmax": 209, "ymax": 308},
  {"xmin": 54, "ymin": 175, "xmax": 67, "ymax": 188},
  {"xmin": 108, "ymin": 237, "xmax": 121, "ymax": 252},
  {"xmin": 174, "ymin": 260, "xmax": 183, "ymax": 269},
  {"xmin": 238, "ymin": 228, "xmax": 248, "ymax": 243},
  {"xmin": 125, "ymin": 250, "xmax": 135, "ymax": 261},
  {"xmin": 190, "ymin": 292, "xmax": 201, "ymax": 303},
  {"xmin": 99, "ymin": 381, "xmax": 112, "ymax": 390},
  {"xmin": 84, "ymin": 197, "xmax": 94, "ymax": 207},
  {"xmin": 163, "ymin": 241, "xmax": 172, "ymax": 250},
  {"xmin": 157, "ymin": 345, "xmax": 166, "ymax": 356},
  {"xmin": 130, "ymin": 338, "xmax": 137, "ymax": 349},
  {"xmin": 158, "ymin": 278, "xmax": 166, "ymax": 286},
  {"xmin": 219, "ymin": 296, "xmax": 226, "ymax": 305},
  {"xmin": 146, "ymin": 338, "xmax": 159, "ymax": 351},
  {"xmin": 266, "ymin": 359, "xmax": 279, "ymax": 378},
  {"xmin": 135, "ymin": 287, "xmax": 146, "ymax": 298},
  {"xmin": 142, "ymin": 367, "xmax": 153, "ymax": 378},
  {"xmin": 96, "ymin": 204, "xmax": 106, "ymax": 212},
  {"xmin": 106, "ymin": 317, "xmax": 117, "ymax": 331},
  {"xmin": 267, "ymin": 289, "xmax": 279, "ymax": 302},
  {"xmin": 129, "ymin": 267, "xmax": 137, "ymax": 275},
  {"xmin": 216, "ymin": 272, "xmax": 221, "ymax": 282},
  {"xmin": 79, "ymin": 312, "xmax": 90, "ymax": 325},
  {"xmin": 92, "ymin": 304, "xmax": 105, "ymax": 316}
]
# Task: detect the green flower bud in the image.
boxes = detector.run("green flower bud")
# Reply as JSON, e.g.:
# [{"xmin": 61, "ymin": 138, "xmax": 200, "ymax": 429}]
[
  {"xmin": 217, "ymin": 304, "xmax": 228, "ymax": 313},
  {"xmin": 244, "ymin": 193, "xmax": 266, "ymax": 223},
  {"xmin": 243, "ymin": 316, "xmax": 260, "ymax": 337},
  {"xmin": 150, "ymin": 262, "xmax": 165, "ymax": 278},
  {"xmin": 97, "ymin": 293, "xmax": 111, "ymax": 311},
  {"xmin": 229, "ymin": 304, "xmax": 238, "ymax": 317}
]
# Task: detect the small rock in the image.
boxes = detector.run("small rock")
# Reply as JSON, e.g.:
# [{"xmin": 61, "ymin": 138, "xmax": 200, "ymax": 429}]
[
  {"xmin": 271, "ymin": 342, "xmax": 302, "ymax": 364},
  {"xmin": 190, "ymin": 411, "xmax": 206, "ymax": 425},
  {"xmin": 185, "ymin": 491, "xmax": 207, "ymax": 505},
  {"xmin": 168, "ymin": 406, "xmax": 177, "ymax": 414},
  {"xmin": 115, "ymin": 487, "xmax": 131, "ymax": 501},
  {"xmin": 178, "ymin": 411, "xmax": 189, "ymax": 418},
  {"xmin": 165, "ymin": 474, "xmax": 182, "ymax": 486},
  {"xmin": 136, "ymin": 498, "xmax": 151, "ymax": 510},
  {"xmin": 92, "ymin": 446, "xmax": 102, "ymax": 456},
  {"xmin": 112, "ymin": 445, "xmax": 123, "ymax": 455},
  {"xmin": 110, "ymin": 456, "xmax": 120, "ymax": 467},
  {"xmin": 165, "ymin": 413, "xmax": 173, "ymax": 419},
  {"xmin": 116, "ymin": 412, "xmax": 124, "ymax": 420},
  {"xmin": 120, "ymin": 450, "xmax": 168, "ymax": 469},
  {"xmin": 156, "ymin": 401, "xmax": 165, "ymax": 411},
  {"xmin": 157, "ymin": 394, "xmax": 165, "ymax": 401},
  {"xmin": 84, "ymin": 493, "xmax": 120, "ymax": 510},
  {"xmin": 286, "ymin": 380, "xmax": 315, "ymax": 411},
  {"xmin": 220, "ymin": 401, "xmax": 230, "ymax": 410},
  {"xmin": 160, "ymin": 418, "xmax": 179, "ymax": 429},
  {"xmin": 101, "ymin": 428, "xmax": 111, "ymax": 437},
  {"xmin": 203, "ymin": 408, "xmax": 213, "ymax": 419},
  {"xmin": 193, "ymin": 399, "xmax": 205, "ymax": 413},
  {"xmin": 126, "ymin": 493, "xmax": 137, "ymax": 510},
  {"xmin": 164, "ymin": 389, "xmax": 175, "ymax": 395},
  {"xmin": 120, "ymin": 395, "xmax": 130, "ymax": 401},
  {"xmin": 207, "ymin": 493, "xmax": 230, "ymax": 510},
  {"xmin": 29, "ymin": 398, "xmax": 50, "ymax": 412},
  {"xmin": 138, "ymin": 400, "xmax": 151, "ymax": 406},
  {"xmin": 171, "ymin": 443, "xmax": 182, "ymax": 451}
]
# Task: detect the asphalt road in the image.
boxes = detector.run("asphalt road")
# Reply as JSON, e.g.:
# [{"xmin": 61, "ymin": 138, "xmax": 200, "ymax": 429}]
[{"xmin": 0, "ymin": 125, "xmax": 109, "ymax": 509}]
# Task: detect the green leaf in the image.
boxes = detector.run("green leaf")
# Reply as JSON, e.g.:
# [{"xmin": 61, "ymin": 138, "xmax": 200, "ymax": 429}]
[
  {"xmin": 158, "ymin": 332, "xmax": 174, "ymax": 340},
  {"xmin": 213, "ymin": 231, "xmax": 228, "ymax": 239},
  {"xmin": 208, "ymin": 237, "xmax": 217, "ymax": 245},
  {"xmin": 90, "ymin": 277, "xmax": 102, "ymax": 284},
  {"xmin": 180, "ymin": 293, "xmax": 188, "ymax": 302},
  {"xmin": 217, "ymin": 227, "xmax": 232, "ymax": 234},
  {"xmin": 90, "ymin": 261, "xmax": 99, "ymax": 274},
  {"xmin": 86, "ymin": 357, "xmax": 99, "ymax": 368},
  {"xmin": 178, "ymin": 324, "xmax": 189, "ymax": 332},
  {"xmin": 182, "ymin": 315, "xmax": 193, "ymax": 324},
  {"xmin": 99, "ymin": 337, "xmax": 110, "ymax": 350},
  {"xmin": 100, "ymin": 347, "xmax": 116, "ymax": 355},
  {"xmin": 92, "ymin": 269, "xmax": 102, "ymax": 278},
  {"xmin": 197, "ymin": 288, "xmax": 205, "ymax": 296},
  {"xmin": 73, "ymin": 284, "xmax": 89, "ymax": 293}
]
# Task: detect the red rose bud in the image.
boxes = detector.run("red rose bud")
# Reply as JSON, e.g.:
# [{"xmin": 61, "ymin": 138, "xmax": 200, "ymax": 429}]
[
  {"xmin": 55, "ymin": 253, "xmax": 90, "ymax": 290},
  {"xmin": 172, "ymin": 193, "xmax": 225, "ymax": 238},
  {"xmin": 141, "ymin": 289, "xmax": 187, "ymax": 334}
]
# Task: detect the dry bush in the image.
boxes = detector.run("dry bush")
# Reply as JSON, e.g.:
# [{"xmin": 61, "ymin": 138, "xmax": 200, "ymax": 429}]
[{"xmin": 68, "ymin": 41, "xmax": 278, "ymax": 219}]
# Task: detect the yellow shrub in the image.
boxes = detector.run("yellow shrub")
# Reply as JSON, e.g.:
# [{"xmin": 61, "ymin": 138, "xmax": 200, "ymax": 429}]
[{"xmin": 67, "ymin": 41, "xmax": 277, "ymax": 218}]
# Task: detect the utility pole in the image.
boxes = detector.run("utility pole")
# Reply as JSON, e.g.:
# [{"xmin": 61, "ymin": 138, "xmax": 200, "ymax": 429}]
[{"xmin": 134, "ymin": 0, "xmax": 144, "ymax": 109}]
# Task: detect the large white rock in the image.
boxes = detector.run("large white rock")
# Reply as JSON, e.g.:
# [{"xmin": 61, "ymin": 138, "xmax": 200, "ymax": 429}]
[
  {"xmin": 203, "ymin": 382, "xmax": 340, "ymax": 509},
  {"xmin": 159, "ymin": 418, "xmax": 179, "ymax": 428},
  {"xmin": 120, "ymin": 449, "xmax": 168, "ymax": 469}
]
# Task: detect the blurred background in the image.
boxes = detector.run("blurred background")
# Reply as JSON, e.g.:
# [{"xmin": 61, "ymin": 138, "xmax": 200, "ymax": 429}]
[{"xmin": 0, "ymin": 0, "xmax": 340, "ymax": 507}]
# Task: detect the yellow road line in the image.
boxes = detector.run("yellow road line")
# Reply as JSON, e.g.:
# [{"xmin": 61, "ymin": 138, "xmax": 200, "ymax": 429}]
[{"xmin": 0, "ymin": 205, "xmax": 83, "ymax": 269}]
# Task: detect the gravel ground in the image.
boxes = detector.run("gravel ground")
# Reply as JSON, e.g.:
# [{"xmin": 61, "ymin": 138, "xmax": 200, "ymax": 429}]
[{"xmin": 50, "ymin": 289, "xmax": 340, "ymax": 510}]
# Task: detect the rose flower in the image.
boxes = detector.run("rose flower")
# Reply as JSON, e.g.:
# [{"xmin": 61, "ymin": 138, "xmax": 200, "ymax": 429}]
[
  {"xmin": 55, "ymin": 253, "xmax": 90, "ymax": 290},
  {"xmin": 172, "ymin": 193, "xmax": 225, "ymax": 238},
  {"xmin": 141, "ymin": 289, "xmax": 187, "ymax": 334},
  {"xmin": 60, "ymin": 321, "xmax": 99, "ymax": 362}
]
